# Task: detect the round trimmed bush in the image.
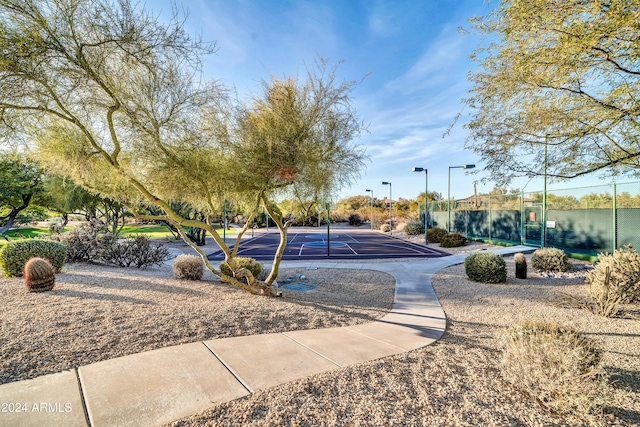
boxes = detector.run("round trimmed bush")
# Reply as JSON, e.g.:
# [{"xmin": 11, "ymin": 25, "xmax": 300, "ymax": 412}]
[
  {"xmin": 23, "ymin": 257, "xmax": 56, "ymax": 292},
  {"xmin": 440, "ymin": 233, "xmax": 467, "ymax": 248},
  {"xmin": 427, "ymin": 227, "xmax": 448, "ymax": 243},
  {"xmin": 380, "ymin": 223, "xmax": 391, "ymax": 233},
  {"xmin": 220, "ymin": 257, "xmax": 264, "ymax": 279},
  {"xmin": 464, "ymin": 252, "xmax": 507, "ymax": 283},
  {"xmin": 0, "ymin": 240, "xmax": 67, "ymax": 277},
  {"xmin": 404, "ymin": 221, "xmax": 424, "ymax": 236},
  {"xmin": 531, "ymin": 247, "xmax": 569, "ymax": 272},
  {"xmin": 172, "ymin": 254, "xmax": 204, "ymax": 280}
]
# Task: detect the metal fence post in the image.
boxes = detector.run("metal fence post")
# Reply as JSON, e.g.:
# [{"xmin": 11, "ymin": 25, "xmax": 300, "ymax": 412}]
[
  {"xmin": 520, "ymin": 191, "xmax": 525, "ymax": 245},
  {"xmin": 613, "ymin": 183, "xmax": 617, "ymax": 253},
  {"xmin": 488, "ymin": 195, "xmax": 492, "ymax": 240}
]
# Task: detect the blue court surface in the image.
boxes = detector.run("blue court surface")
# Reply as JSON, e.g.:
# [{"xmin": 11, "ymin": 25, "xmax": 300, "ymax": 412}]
[{"xmin": 207, "ymin": 227, "xmax": 449, "ymax": 261}]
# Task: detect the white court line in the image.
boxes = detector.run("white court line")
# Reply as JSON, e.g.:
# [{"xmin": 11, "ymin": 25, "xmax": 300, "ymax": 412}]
[{"xmin": 298, "ymin": 242, "xmax": 358, "ymax": 256}]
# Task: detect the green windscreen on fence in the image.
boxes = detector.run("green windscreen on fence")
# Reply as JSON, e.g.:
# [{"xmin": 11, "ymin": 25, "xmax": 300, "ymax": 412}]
[{"xmin": 425, "ymin": 182, "xmax": 640, "ymax": 257}]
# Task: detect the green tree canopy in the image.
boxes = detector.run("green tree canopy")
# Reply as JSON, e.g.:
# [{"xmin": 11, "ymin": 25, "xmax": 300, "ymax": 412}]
[
  {"xmin": 0, "ymin": 153, "xmax": 45, "ymax": 237},
  {"xmin": 465, "ymin": 0, "xmax": 640, "ymax": 185}
]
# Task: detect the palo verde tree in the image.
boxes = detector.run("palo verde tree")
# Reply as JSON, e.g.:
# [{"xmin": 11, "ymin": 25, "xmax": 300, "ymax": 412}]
[
  {"xmin": 0, "ymin": 0, "xmax": 366, "ymax": 295},
  {"xmin": 465, "ymin": 0, "xmax": 640, "ymax": 185},
  {"xmin": 0, "ymin": 0, "xmax": 265, "ymax": 293},
  {"xmin": 210, "ymin": 59, "xmax": 367, "ymax": 283}
]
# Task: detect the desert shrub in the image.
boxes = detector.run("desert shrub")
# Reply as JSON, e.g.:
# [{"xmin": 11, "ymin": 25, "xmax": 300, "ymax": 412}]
[
  {"xmin": 531, "ymin": 247, "xmax": 569, "ymax": 272},
  {"xmin": 53, "ymin": 223, "xmax": 168, "ymax": 268},
  {"xmin": 0, "ymin": 240, "xmax": 67, "ymax": 277},
  {"xmin": 500, "ymin": 321, "xmax": 608, "ymax": 419},
  {"xmin": 172, "ymin": 254, "xmax": 204, "ymax": 280},
  {"xmin": 220, "ymin": 257, "xmax": 264, "ymax": 280},
  {"xmin": 99, "ymin": 235, "xmax": 170, "ymax": 269},
  {"xmin": 48, "ymin": 218, "xmax": 65, "ymax": 235},
  {"xmin": 427, "ymin": 227, "xmax": 448, "ymax": 243},
  {"xmin": 464, "ymin": 252, "xmax": 507, "ymax": 283},
  {"xmin": 51, "ymin": 222, "xmax": 104, "ymax": 262},
  {"xmin": 404, "ymin": 221, "xmax": 424, "ymax": 236},
  {"xmin": 23, "ymin": 257, "xmax": 56, "ymax": 292},
  {"xmin": 380, "ymin": 223, "xmax": 391, "ymax": 233},
  {"xmin": 514, "ymin": 252, "xmax": 527, "ymax": 279},
  {"xmin": 586, "ymin": 245, "xmax": 640, "ymax": 304},
  {"xmin": 440, "ymin": 233, "xmax": 467, "ymax": 248},
  {"xmin": 348, "ymin": 213, "xmax": 362, "ymax": 226}
]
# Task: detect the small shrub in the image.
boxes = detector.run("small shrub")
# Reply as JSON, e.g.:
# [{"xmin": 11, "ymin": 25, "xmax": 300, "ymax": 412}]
[
  {"xmin": 514, "ymin": 252, "xmax": 527, "ymax": 279},
  {"xmin": 440, "ymin": 233, "xmax": 467, "ymax": 248},
  {"xmin": 500, "ymin": 320, "xmax": 608, "ymax": 419},
  {"xmin": 173, "ymin": 254, "xmax": 204, "ymax": 280},
  {"xmin": 586, "ymin": 245, "xmax": 640, "ymax": 304},
  {"xmin": 0, "ymin": 240, "xmax": 67, "ymax": 277},
  {"xmin": 100, "ymin": 235, "xmax": 170, "ymax": 269},
  {"xmin": 531, "ymin": 247, "xmax": 569, "ymax": 272},
  {"xmin": 427, "ymin": 227, "xmax": 448, "ymax": 243},
  {"xmin": 348, "ymin": 213, "xmax": 362, "ymax": 226},
  {"xmin": 23, "ymin": 257, "xmax": 56, "ymax": 292},
  {"xmin": 464, "ymin": 252, "xmax": 507, "ymax": 283},
  {"xmin": 404, "ymin": 221, "xmax": 424, "ymax": 236},
  {"xmin": 51, "ymin": 222, "xmax": 104, "ymax": 262},
  {"xmin": 48, "ymin": 218, "xmax": 65, "ymax": 235},
  {"xmin": 220, "ymin": 257, "xmax": 264, "ymax": 280},
  {"xmin": 380, "ymin": 223, "xmax": 391, "ymax": 233}
]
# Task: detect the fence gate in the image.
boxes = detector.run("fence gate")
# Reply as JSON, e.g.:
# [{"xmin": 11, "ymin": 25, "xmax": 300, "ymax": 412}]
[{"xmin": 523, "ymin": 204, "xmax": 542, "ymax": 247}]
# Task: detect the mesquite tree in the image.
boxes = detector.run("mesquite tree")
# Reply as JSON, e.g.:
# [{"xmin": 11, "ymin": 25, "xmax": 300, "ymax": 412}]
[{"xmin": 0, "ymin": 0, "xmax": 366, "ymax": 294}]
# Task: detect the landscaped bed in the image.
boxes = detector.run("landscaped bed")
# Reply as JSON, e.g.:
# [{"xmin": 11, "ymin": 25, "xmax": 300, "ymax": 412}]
[
  {"xmin": 1, "ymin": 243, "xmax": 638, "ymax": 426},
  {"xmin": 167, "ymin": 249, "xmax": 639, "ymax": 427},
  {"xmin": 0, "ymin": 263, "xmax": 394, "ymax": 384}
]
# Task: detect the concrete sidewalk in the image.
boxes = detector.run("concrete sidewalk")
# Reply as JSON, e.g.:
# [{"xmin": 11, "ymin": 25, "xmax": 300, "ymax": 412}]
[{"xmin": 0, "ymin": 246, "xmax": 534, "ymax": 427}]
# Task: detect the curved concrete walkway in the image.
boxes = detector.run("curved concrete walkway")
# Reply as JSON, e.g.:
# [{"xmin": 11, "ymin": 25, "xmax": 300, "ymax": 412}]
[{"xmin": 0, "ymin": 246, "xmax": 533, "ymax": 427}]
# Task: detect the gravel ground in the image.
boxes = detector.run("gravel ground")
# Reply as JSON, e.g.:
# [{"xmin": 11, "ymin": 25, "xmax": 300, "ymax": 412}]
[
  {"xmin": 0, "ymin": 264, "xmax": 394, "ymax": 384},
  {"xmin": 168, "ymin": 241, "xmax": 639, "ymax": 427},
  {"xmin": 2, "ymin": 232, "xmax": 638, "ymax": 426}
]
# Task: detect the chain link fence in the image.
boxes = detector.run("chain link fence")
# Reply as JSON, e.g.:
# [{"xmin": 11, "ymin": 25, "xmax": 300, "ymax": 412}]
[{"xmin": 420, "ymin": 182, "xmax": 640, "ymax": 257}]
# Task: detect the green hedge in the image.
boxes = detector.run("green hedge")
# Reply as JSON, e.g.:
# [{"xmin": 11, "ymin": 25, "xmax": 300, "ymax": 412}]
[
  {"xmin": 464, "ymin": 252, "xmax": 507, "ymax": 283},
  {"xmin": 0, "ymin": 240, "xmax": 67, "ymax": 277}
]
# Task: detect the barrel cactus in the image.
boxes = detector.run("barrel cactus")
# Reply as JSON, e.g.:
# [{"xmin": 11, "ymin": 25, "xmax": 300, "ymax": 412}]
[
  {"xmin": 514, "ymin": 252, "xmax": 527, "ymax": 279},
  {"xmin": 24, "ymin": 257, "xmax": 56, "ymax": 292}
]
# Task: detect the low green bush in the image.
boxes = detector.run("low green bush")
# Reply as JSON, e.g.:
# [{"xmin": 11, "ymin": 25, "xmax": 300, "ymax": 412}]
[
  {"xmin": 440, "ymin": 233, "xmax": 467, "ymax": 248},
  {"xmin": 0, "ymin": 240, "xmax": 67, "ymax": 277},
  {"xmin": 348, "ymin": 213, "xmax": 362, "ymax": 226},
  {"xmin": 404, "ymin": 221, "xmax": 424, "ymax": 236},
  {"xmin": 500, "ymin": 321, "xmax": 608, "ymax": 419},
  {"xmin": 531, "ymin": 247, "xmax": 570, "ymax": 272},
  {"xmin": 220, "ymin": 257, "xmax": 264, "ymax": 280},
  {"xmin": 427, "ymin": 227, "xmax": 447, "ymax": 243},
  {"xmin": 464, "ymin": 252, "xmax": 507, "ymax": 283}
]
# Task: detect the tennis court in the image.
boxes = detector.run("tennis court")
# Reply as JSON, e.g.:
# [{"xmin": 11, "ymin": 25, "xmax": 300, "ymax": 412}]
[{"xmin": 207, "ymin": 227, "xmax": 449, "ymax": 261}]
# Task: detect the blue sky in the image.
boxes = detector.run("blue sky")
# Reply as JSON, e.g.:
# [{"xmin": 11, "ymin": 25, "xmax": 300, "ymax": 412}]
[{"xmin": 147, "ymin": 0, "xmax": 600, "ymax": 202}]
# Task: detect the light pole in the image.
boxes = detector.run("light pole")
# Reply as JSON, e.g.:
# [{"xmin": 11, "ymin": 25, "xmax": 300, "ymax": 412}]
[
  {"xmin": 365, "ymin": 189, "xmax": 373, "ymax": 230},
  {"xmin": 448, "ymin": 164, "xmax": 475, "ymax": 232},
  {"xmin": 542, "ymin": 134, "xmax": 548, "ymax": 248},
  {"xmin": 381, "ymin": 181, "xmax": 392, "ymax": 235},
  {"xmin": 412, "ymin": 167, "xmax": 428, "ymax": 244}
]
